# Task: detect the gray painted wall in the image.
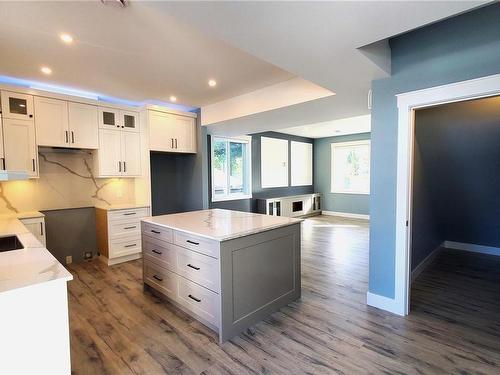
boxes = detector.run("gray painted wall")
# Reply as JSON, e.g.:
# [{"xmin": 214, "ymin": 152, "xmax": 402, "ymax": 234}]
[
  {"xmin": 42, "ymin": 207, "xmax": 97, "ymax": 264},
  {"xmin": 370, "ymin": 3, "xmax": 500, "ymax": 298},
  {"xmin": 314, "ymin": 133, "xmax": 370, "ymax": 215},
  {"xmin": 411, "ymin": 96, "xmax": 500, "ymax": 269},
  {"xmin": 209, "ymin": 131, "xmax": 314, "ymax": 212},
  {"xmin": 150, "ymin": 110, "xmax": 207, "ymax": 216}
]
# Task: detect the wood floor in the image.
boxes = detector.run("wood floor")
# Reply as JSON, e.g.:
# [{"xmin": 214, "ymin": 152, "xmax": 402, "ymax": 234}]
[{"xmin": 68, "ymin": 215, "xmax": 500, "ymax": 374}]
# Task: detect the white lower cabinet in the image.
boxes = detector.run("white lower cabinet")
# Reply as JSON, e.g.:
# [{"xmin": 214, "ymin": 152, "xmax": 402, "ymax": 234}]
[
  {"xmin": 2, "ymin": 118, "xmax": 38, "ymax": 177},
  {"xmin": 94, "ymin": 129, "xmax": 141, "ymax": 177},
  {"xmin": 96, "ymin": 205, "xmax": 150, "ymax": 265},
  {"xmin": 20, "ymin": 216, "xmax": 46, "ymax": 246}
]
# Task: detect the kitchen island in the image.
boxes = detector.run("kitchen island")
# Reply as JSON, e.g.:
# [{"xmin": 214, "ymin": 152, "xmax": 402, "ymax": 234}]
[{"xmin": 141, "ymin": 209, "xmax": 302, "ymax": 343}]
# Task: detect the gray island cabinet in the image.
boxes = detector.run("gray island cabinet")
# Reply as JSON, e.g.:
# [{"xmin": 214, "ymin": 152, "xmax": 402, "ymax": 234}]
[{"xmin": 141, "ymin": 208, "xmax": 302, "ymax": 343}]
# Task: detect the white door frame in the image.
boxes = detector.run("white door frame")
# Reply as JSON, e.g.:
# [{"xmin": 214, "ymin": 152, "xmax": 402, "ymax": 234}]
[{"xmin": 394, "ymin": 73, "xmax": 500, "ymax": 316}]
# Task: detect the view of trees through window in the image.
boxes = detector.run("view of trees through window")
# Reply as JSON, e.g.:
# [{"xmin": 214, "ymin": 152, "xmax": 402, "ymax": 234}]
[
  {"xmin": 331, "ymin": 141, "xmax": 370, "ymax": 194},
  {"xmin": 212, "ymin": 137, "xmax": 249, "ymax": 199}
]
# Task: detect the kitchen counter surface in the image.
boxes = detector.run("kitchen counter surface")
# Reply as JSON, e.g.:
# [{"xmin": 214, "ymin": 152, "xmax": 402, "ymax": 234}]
[
  {"xmin": 0, "ymin": 211, "xmax": 45, "ymax": 220},
  {"xmin": 0, "ymin": 216, "xmax": 72, "ymax": 294},
  {"xmin": 142, "ymin": 208, "xmax": 302, "ymax": 241},
  {"xmin": 95, "ymin": 203, "xmax": 150, "ymax": 211}
]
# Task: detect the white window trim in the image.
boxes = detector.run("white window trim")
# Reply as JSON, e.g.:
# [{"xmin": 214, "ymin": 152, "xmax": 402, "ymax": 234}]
[
  {"xmin": 331, "ymin": 140, "xmax": 371, "ymax": 195},
  {"xmin": 211, "ymin": 135, "xmax": 252, "ymax": 202}
]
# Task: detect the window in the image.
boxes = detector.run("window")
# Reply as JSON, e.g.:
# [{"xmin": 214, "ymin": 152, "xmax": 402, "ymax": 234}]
[
  {"xmin": 291, "ymin": 141, "xmax": 313, "ymax": 186},
  {"xmin": 261, "ymin": 136, "xmax": 288, "ymax": 188},
  {"xmin": 211, "ymin": 136, "xmax": 252, "ymax": 201},
  {"xmin": 331, "ymin": 140, "xmax": 370, "ymax": 194}
]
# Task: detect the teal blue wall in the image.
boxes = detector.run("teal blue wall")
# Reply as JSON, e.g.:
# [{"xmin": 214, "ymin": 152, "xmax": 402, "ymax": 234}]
[
  {"xmin": 370, "ymin": 3, "xmax": 500, "ymax": 298},
  {"xmin": 314, "ymin": 133, "xmax": 370, "ymax": 215}
]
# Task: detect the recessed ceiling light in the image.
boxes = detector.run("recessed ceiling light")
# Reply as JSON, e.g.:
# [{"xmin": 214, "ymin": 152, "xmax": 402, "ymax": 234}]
[
  {"xmin": 60, "ymin": 33, "xmax": 74, "ymax": 44},
  {"xmin": 169, "ymin": 96, "xmax": 177, "ymax": 102},
  {"xmin": 41, "ymin": 66, "xmax": 52, "ymax": 75},
  {"xmin": 208, "ymin": 79, "xmax": 217, "ymax": 87}
]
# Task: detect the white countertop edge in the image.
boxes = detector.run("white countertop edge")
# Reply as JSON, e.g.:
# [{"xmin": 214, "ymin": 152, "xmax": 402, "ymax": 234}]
[{"xmin": 0, "ymin": 272, "xmax": 73, "ymax": 296}]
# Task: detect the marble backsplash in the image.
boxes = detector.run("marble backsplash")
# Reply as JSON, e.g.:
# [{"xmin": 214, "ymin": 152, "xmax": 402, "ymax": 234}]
[{"xmin": 0, "ymin": 149, "xmax": 135, "ymax": 214}]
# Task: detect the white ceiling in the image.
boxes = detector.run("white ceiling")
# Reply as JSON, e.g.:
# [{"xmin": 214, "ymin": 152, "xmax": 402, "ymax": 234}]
[
  {"xmin": 0, "ymin": 1, "xmax": 489, "ymax": 131},
  {"xmin": 0, "ymin": 1, "xmax": 294, "ymax": 107},
  {"xmin": 278, "ymin": 115, "xmax": 371, "ymax": 139}
]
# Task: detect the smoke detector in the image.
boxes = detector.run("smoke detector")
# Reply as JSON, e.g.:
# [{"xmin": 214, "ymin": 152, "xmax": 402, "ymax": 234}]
[{"xmin": 101, "ymin": 0, "xmax": 128, "ymax": 7}]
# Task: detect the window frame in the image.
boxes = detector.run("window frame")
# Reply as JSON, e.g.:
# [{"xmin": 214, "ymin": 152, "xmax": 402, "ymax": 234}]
[
  {"xmin": 210, "ymin": 135, "xmax": 252, "ymax": 202},
  {"xmin": 331, "ymin": 140, "xmax": 371, "ymax": 195}
]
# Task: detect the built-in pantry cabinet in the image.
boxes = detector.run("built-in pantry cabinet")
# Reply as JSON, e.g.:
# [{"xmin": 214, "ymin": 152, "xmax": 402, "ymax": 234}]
[
  {"xmin": 95, "ymin": 129, "xmax": 141, "ymax": 177},
  {"xmin": 34, "ymin": 97, "xmax": 99, "ymax": 149},
  {"xmin": 148, "ymin": 109, "xmax": 197, "ymax": 153}
]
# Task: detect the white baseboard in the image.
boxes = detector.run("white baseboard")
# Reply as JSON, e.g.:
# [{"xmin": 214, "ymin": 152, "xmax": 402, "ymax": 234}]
[
  {"xmin": 366, "ymin": 292, "xmax": 404, "ymax": 316},
  {"xmin": 443, "ymin": 241, "xmax": 500, "ymax": 256},
  {"xmin": 411, "ymin": 243, "xmax": 443, "ymax": 283},
  {"xmin": 99, "ymin": 253, "xmax": 142, "ymax": 266},
  {"xmin": 322, "ymin": 210, "xmax": 370, "ymax": 220}
]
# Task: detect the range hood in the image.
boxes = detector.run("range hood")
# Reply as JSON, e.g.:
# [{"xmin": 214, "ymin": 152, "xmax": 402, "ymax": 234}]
[{"xmin": 0, "ymin": 170, "xmax": 29, "ymax": 181}]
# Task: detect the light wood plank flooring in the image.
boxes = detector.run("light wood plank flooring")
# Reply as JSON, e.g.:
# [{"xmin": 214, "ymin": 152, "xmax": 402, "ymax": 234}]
[{"xmin": 68, "ymin": 215, "xmax": 500, "ymax": 374}]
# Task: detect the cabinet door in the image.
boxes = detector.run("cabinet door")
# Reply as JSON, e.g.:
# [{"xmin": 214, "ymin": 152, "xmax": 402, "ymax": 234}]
[
  {"xmin": 98, "ymin": 107, "xmax": 121, "ymax": 130},
  {"xmin": 3, "ymin": 118, "xmax": 38, "ymax": 177},
  {"xmin": 97, "ymin": 129, "xmax": 122, "ymax": 176},
  {"xmin": 0, "ymin": 117, "xmax": 4, "ymax": 169},
  {"xmin": 174, "ymin": 115, "xmax": 197, "ymax": 153},
  {"xmin": 68, "ymin": 102, "xmax": 98, "ymax": 149},
  {"xmin": 34, "ymin": 96, "xmax": 69, "ymax": 147},
  {"xmin": 121, "ymin": 131, "xmax": 141, "ymax": 176},
  {"xmin": 20, "ymin": 218, "xmax": 46, "ymax": 246},
  {"xmin": 1, "ymin": 91, "xmax": 34, "ymax": 121},
  {"xmin": 149, "ymin": 110, "xmax": 176, "ymax": 152},
  {"xmin": 121, "ymin": 110, "xmax": 139, "ymax": 132}
]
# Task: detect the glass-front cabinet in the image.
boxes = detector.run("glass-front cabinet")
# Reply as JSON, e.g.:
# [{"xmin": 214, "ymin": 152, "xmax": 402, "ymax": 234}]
[
  {"xmin": 1, "ymin": 91, "xmax": 34, "ymax": 121},
  {"xmin": 99, "ymin": 107, "xmax": 139, "ymax": 132}
]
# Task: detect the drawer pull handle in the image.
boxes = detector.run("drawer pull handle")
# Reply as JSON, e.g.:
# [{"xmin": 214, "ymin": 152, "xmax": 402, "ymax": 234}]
[
  {"xmin": 188, "ymin": 294, "xmax": 201, "ymax": 303},
  {"xmin": 187, "ymin": 264, "xmax": 200, "ymax": 270},
  {"xmin": 151, "ymin": 230, "xmax": 161, "ymax": 234},
  {"xmin": 124, "ymin": 244, "xmax": 136, "ymax": 248},
  {"xmin": 124, "ymin": 226, "xmax": 136, "ymax": 229},
  {"xmin": 153, "ymin": 275, "xmax": 163, "ymax": 282},
  {"xmin": 123, "ymin": 212, "xmax": 136, "ymax": 216},
  {"xmin": 152, "ymin": 249, "xmax": 162, "ymax": 255},
  {"xmin": 186, "ymin": 240, "xmax": 199, "ymax": 245}
]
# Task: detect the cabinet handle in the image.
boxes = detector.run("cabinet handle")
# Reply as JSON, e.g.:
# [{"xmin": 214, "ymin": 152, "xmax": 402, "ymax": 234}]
[
  {"xmin": 32, "ymin": 159, "xmax": 35, "ymax": 172},
  {"xmin": 152, "ymin": 249, "xmax": 162, "ymax": 255},
  {"xmin": 1, "ymin": 158, "xmax": 5, "ymax": 170},
  {"xmin": 123, "ymin": 212, "xmax": 136, "ymax": 216},
  {"xmin": 171, "ymin": 138, "xmax": 174, "ymax": 148},
  {"xmin": 186, "ymin": 240, "xmax": 199, "ymax": 245},
  {"xmin": 153, "ymin": 275, "xmax": 163, "ymax": 282},
  {"xmin": 71, "ymin": 131, "xmax": 75, "ymax": 144},
  {"xmin": 65, "ymin": 131, "xmax": 68, "ymax": 143},
  {"xmin": 118, "ymin": 161, "xmax": 122, "ymax": 172},
  {"xmin": 124, "ymin": 243, "xmax": 136, "ymax": 248},
  {"xmin": 123, "ymin": 161, "xmax": 126, "ymax": 173},
  {"xmin": 175, "ymin": 138, "xmax": 178, "ymax": 149},
  {"xmin": 124, "ymin": 226, "xmax": 136, "ymax": 230},
  {"xmin": 40, "ymin": 222, "xmax": 43, "ymax": 236},
  {"xmin": 151, "ymin": 230, "xmax": 160, "ymax": 234},
  {"xmin": 187, "ymin": 264, "xmax": 200, "ymax": 270},
  {"xmin": 188, "ymin": 294, "xmax": 201, "ymax": 303},
  {"xmin": 29, "ymin": 114, "xmax": 33, "ymax": 118}
]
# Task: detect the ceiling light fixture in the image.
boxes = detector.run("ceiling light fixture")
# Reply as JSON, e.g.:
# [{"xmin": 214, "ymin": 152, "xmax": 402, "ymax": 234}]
[
  {"xmin": 208, "ymin": 79, "xmax": 217, "ymax": 87},
  {"xmin": 60, "ymin": 33, "xmax": 74, "ymax": 44},
  {"xmin": 169, "ymin": 96, "xmax": 177, "ymax": 102},
  {"xmin": 41, "ymin": 66, "xmax": 52, "ymax": 75}
]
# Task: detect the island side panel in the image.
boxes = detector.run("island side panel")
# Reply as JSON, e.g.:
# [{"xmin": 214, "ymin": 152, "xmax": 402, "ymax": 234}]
[{"xmin": 219, "ymin": 222, "xmax": 301, "ymax": 342}]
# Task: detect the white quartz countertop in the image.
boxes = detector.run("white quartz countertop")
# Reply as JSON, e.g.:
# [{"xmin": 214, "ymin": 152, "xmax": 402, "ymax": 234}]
[
  {"xmin": 0, "ymin": 216, "xmax": 72, "ymax": 295},
  {"xmin": 94, "ymin": 203, "xmax": 150, "ymax": 211},
  {"xmin": 142, "ymin": 209, "xmax": 302, "ymax": 241}
]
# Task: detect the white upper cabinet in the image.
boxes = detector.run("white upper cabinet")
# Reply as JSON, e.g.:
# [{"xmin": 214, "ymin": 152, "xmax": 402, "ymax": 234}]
[
  {"xmin": 0, "ymin": 116, "xmax": 5, "ymax": 170},
  {"xmin": 261, "ymin": 137, "xmax": 289, "ymax": 188},
  {"xmin": 95, "ymin": 128, "xmax": 141, "ymax": 177},
  {"xmin": 149, "ymin": 110, "xmax": 196, "ymax": 153},
  {"xmin": 99, "ymin": 107, "xmax": 139, "ymax": 132},
  {"xmin": 34, "ymin": 97, "xmax": 69, "ymax": 147},
  {"xmin": 1, "ymin": 91, "xmax": 34, "ymax": 121},
  {"xmin": 34, "ymin": 97, "xmax": 98, "ymax": 149},
  {"xmin": 68, "ymin": 102, "xmax": 98, "ymax": 149},
  {"xmin": 3, "ymin": 118, "xmax": 38, "ymax": 177}
]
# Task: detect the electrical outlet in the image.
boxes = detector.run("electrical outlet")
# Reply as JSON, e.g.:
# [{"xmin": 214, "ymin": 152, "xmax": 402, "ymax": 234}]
[
  {"xmin": 66, "ymin": 256, "xmax": 73, "ymax": 264},
  {"xmin": 84, "ymin": 251, "xmax": 93, "ymax": 260}
]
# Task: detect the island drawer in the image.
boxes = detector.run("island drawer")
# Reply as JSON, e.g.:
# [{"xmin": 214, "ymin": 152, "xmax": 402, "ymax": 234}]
[
  {"xmin": 142, "ymin": 236, "xmax": 176, "ymax": 271},
  {"xmin": 176, "ymin": 248, "xmax": 220, "ymax": 293},
  {"xmin": 144, "ymin": 260, "xmax": 177, "ymax": 300},
  {"xmin": 177, "ymin": 277, "xmax": 220, "ymax": 327},
  {"xmin": 109, "ymin": 207, "xmax": 149, "ymax": 222},
  {"xmin": 174, "ymin": 231, "xmax": 219, "ymax": 258},
  {"xmin": 142, "ymin": 222, "xmax": 173, "ymax": 243}
]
